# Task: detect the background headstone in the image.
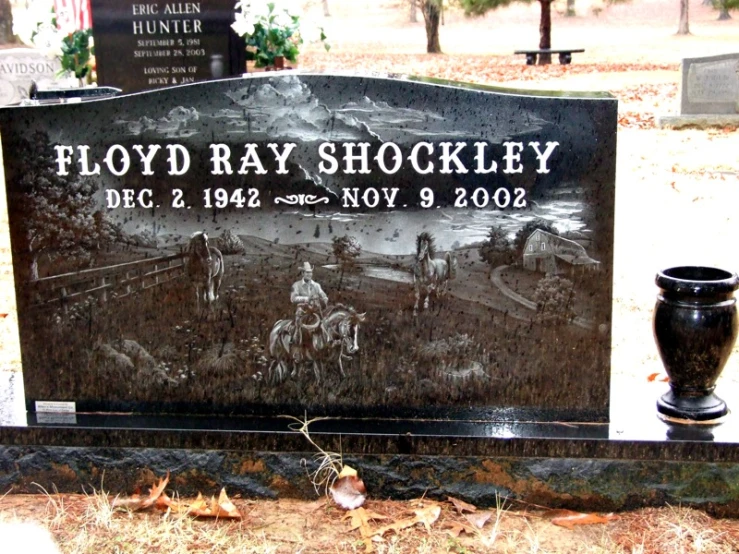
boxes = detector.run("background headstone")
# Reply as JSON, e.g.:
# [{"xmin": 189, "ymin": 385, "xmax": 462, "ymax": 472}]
[
  {"xmin": 680, "ymin": 53, "xmax": 739, "ymax": 115},
  {"xmin": 0, "ymin": 48, "xmax": 61, "ymax": 105},
  {"xmin": 89, "ymin": 0, "xmax": 245, "ymax": 93}
]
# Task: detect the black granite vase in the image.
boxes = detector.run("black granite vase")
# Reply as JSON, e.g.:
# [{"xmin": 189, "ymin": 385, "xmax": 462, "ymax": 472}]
[{"xmin": 654, "ymin": 266, "xmax": 739, "ymax": 421}]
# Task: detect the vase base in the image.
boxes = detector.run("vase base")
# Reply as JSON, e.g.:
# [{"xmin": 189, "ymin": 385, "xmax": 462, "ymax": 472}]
[{"xmin": 657, "ymin": 389, "xmax": 728, "ymax": 422}]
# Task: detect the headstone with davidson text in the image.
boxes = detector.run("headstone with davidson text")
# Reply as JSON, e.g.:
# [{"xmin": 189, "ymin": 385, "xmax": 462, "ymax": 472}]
[
  {"xmin": 0, "ymin": 74, "xmax": 617, "ymax": 424},
  {"xmin": 0, "ymin": 48, "xmax": 61, "ymax": 105}
]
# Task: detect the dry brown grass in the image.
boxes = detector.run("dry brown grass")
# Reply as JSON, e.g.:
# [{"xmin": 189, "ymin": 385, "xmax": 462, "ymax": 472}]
[{"xmin": 3, "ymin": 491, "xmax": 739, "ymax": 553}]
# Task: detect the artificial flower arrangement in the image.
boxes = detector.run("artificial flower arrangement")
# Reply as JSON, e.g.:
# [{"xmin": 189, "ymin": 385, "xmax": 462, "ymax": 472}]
[
  {"xmin": 30, "ymin": 7, "xmax": 95, "ymax": 86},
  {"xmin": 232, "ymin": 1, "xmax": 329, "ymax": 68}
]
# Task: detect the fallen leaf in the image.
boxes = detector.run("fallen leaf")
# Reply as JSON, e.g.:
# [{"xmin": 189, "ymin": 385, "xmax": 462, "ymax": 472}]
[
  {"xmin": 413, "ymin": 504, "xmax": 442, "ymax": 531},
  {"xmin": 465, "ymin": 510, "xmax": 494, "ymax": 529},
  {"xmin": 442, "ymin": 521, "xmax": 476, "ymax": 537},
  {"xmin": 344, "ymin": 507, "xmax": 389, "ymax": 554},
  {"xmin": 214, "ymin": 488, "xmax": 242, "ymax": 519},
  {"xmin": 549, "ymin": 510, "xmax": 619, "ymax": 529},
  {"xmin": 181, "ymin": 490, "xmax": 242, "ymax": 519},
  {"xmin": 374, "ymin": 503, "xmax": 442, "ymax": 537},
  {"xmin": 647, "ymin": 372, "xmax": 669, "ymax": 383},
  {"xmin": 154, "ymin": 488, "xmax": 241, "ymax": 519},
  {"xmin": 112, "ymin": 472, "xmax": 169, "ymax": 511},
  {"xmin": 447, "ymin": 495, "xmax": 477, "ymax": 514}
]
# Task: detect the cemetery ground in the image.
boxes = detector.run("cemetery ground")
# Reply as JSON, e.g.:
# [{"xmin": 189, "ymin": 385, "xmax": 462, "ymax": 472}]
[{"xmin": 1, "ymin": 0, "xmax": 739, "ymax": 551}]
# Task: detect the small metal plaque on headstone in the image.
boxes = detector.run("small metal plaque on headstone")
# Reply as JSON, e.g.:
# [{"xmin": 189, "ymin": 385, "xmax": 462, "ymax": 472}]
[{"xmin": 89, "ymin": 0, "xmax": 245, "ymax": 93}]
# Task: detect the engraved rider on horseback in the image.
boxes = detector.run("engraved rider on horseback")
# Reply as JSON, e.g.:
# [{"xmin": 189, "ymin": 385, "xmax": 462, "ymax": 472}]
[{"xmin": 291, "ymin": 262, "xmax": 329, "ymax": 359}]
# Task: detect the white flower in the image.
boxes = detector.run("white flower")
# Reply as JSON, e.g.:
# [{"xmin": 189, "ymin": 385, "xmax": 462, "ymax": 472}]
[
  {"xmin": 273, "ymin": 10, "xmax": 294, "ymax": 29},
  {"xmin": 231, "ymin": 13, "xmax": 255, "ymax": 37}
]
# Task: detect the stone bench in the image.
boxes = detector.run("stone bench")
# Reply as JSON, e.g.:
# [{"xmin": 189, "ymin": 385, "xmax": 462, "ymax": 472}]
[{"xmin": 514, "ymin": 48, "xmax": 585, "ymax": 65}]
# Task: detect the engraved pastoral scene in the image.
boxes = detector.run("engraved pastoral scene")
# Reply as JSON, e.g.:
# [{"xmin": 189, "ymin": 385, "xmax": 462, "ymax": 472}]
[{"xmin": 0, "ymin": 74, "xmax": 616, "ymax": 421}]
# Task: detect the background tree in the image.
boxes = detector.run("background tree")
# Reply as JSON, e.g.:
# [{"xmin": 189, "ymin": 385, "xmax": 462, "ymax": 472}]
[
  {"xmin": 410, "ymin": 0, "xmax": 419, "ymax": 22},
  {"xmin": 513, "ymin": 220, "xmax": 558, "ymax": 260},
  {"xmin": 332, "ymin": 234, "xmax": 361, "ymax": 289},
  {"xmin": 533, "ymin": 274, "xmax": 576, "ymax": 326},
  {"xmin": 478, "ymin": 225, "xmax": 513, "ymax": 274},
  {"xmin": 461, "ymin": 0, "xmax": 554, "ymax": 64},
  {"xmin": 9, "ymin": 131, "xmax": 117, "ymax": 281},
  {"xmin": 420, "ymin": 0, "xmax": 443, "ymax": 53},
  {"xmin": 713, "ymin": 0, "xmax": 735, "ymax": 19},
  {"xmin": 678, "ymin": 0, "xmax": 690, "ymax": 33},
  {"xmin": 0, "ymin": 0, "xmax": 18, "ymax": 44}
]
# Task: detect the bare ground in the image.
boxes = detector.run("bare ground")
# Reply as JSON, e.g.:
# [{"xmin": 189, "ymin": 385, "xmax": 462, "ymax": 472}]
[{"xmin": 1, "ymin": 0, "xmax": 739, "ymax": 552}]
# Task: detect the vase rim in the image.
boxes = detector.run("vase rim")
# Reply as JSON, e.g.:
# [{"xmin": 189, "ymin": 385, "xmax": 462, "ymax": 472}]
[{"xmin": 657, "ymin": 266, "xmax": 739, "ymax": 294}]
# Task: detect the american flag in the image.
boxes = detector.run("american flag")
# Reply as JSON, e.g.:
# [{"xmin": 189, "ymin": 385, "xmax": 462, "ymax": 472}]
[{"xmin": 53, "ymin": 0, "xmax": 92, "ymax": 32}]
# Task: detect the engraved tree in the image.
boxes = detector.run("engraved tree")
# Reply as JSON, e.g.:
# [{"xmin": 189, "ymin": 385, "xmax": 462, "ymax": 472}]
[
  {"xmin": 533, "ymin": 275, "xmax": 576, "ymax": 326},
  {"xmin": 9, "ymin": 131, "xmax": 117, "ymax": 281},
  {"xmin": 332, "ymin": 234, "xmax": 361, "ymax": 289},
  {"xmin": 478, "ymin": 225, "xmax": 513, "ymax": 276}
]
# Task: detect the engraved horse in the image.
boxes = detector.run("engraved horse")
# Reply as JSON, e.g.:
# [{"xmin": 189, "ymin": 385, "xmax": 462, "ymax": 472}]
[
  {"xmin": 268, "ymin": 304, "xmax": 366, "ymax": 385},
  {"xmin": 185, "ymin": 231, "xmax": 224, "ymax": 311},
  {"xmin": 413, "ymin": 232, "xmax": 456, "ymax": 316}
]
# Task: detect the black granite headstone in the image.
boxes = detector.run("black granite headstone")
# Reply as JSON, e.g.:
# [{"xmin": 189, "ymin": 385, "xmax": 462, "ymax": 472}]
[
  {"xmin": 0, "ymin": 74, "xmax": 617, "ymax": 423},
  {"xmin": 89, "ymin": 0, "xmax": 245, "ymax": 93}
]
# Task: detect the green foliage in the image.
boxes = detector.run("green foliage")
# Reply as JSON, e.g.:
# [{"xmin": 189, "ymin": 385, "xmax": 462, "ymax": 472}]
[
  {"xmin": 59, "ymin": 29, "xmax": 94, "ymax": 80},
  {"xmin": 233, "ymin": 2, "xmax": 329, "ymax": 68},
  {"xmin": 713, "ymin": 0, "xmax": 738, "ymax": 12},
  {"xmin": 246, "ymin": 11, "xmax": 301, "ymax": 67},
  {"xmin": 459, "ymin": 0, "xmax": 524, "ymax": 17},
  {"xmin": 533, "ymin": 275, "xmax": 576, "ymax": 326}
]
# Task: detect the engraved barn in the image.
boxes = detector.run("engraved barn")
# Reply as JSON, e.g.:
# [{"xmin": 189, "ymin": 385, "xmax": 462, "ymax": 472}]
[{"xmin": 522, "ymin": 229, "xmax": 600, "ymax": 276}]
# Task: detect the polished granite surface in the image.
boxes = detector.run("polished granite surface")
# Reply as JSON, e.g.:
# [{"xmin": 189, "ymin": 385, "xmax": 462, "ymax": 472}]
[{"xmin": 2, "ymin": 367, "xmax": 738, "ymax": 448}]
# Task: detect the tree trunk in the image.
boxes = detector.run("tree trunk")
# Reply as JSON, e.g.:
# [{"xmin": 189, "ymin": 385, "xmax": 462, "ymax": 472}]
[
  {"xmin": 0, "ymin": 0, "xmax": 18, "ymax": 45},
  {"xmin": 566, "ymin": 0, "xmax": 576, "ymax": 16},
  {"xmin": 410, "ymin": 0, "xmax": 418, "ymax": 23},
  {"xmin": 421, "ymin": 1, "xmax": 442, "ymax": 53},
  {"xmin": 678, "ymin": 0, "xmax": 690, "ymax": 34},
  {"xmin": 538, "ymin": 0, "xmax": 553, "ymax": 65},
  {"xmin": 322, "ymin": 0, "xmax": 330, "ymax": 17},
  {"xmin": 717, "ymin": 0, "xmax": 731, "ymax": 19}
]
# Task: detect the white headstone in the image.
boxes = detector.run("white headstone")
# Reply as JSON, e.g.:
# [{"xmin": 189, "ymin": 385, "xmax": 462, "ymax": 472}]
[
  {"xmin": 681, "ymin": 53, "xmax": 739, "ymax": 115},
  {"xmin": 0, "ymin": 48, "xmax": 61, "ymax": 105}
]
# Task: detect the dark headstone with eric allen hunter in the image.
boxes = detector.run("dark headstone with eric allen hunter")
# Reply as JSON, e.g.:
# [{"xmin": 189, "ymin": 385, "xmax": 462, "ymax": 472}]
[{"xmin": 89, "ymin": 0, "xmax": 245, "ymax": 93}]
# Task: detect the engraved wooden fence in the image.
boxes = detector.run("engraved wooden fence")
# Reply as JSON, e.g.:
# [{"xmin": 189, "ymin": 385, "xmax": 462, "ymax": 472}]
[{"xmin": 29, "ymin": 253, "xmax": 186, "ymax": 311}]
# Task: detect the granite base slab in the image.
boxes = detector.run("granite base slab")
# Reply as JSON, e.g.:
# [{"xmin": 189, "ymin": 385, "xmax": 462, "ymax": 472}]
[{"xmin": 657, "ymin": 114, "xmax": 739, "ymax": 129}]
